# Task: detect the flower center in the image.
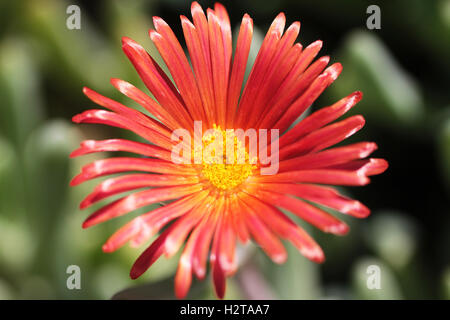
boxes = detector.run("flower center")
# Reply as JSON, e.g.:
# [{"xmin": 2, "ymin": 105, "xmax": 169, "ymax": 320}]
[{"xmin": 198, "ymin": 125, "xmax": 256, "ymax": 191}]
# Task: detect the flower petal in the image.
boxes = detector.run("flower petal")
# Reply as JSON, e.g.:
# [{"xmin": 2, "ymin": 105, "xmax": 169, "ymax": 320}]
[
  {"xmin": 70, "ymin": 157, "xmax": 196, "ymax": 186},
  {"xmin": 246, "ymin": 23, "xmax": 301, "ymax": 128},
  {"xmin": 110, "ymin": 78, "xmax": 181, "ymax": 130},
  {"xmin": 278, "ymin": 142, "xmax": 378, "ymax": 172},
  {"xmin": 248, "ymin": 188, "xmax": 349, "ymax": 235},
  {"xmin": 274, "ymin": 63, "xmax": 343, "ymax": 133},
  {"xmin": 103, "ymin": 191, "xmax": 209, "ymax": 252},
  {"xmin": 151, "ymin": 17, "xmax": 206, "ymax": 122},
  {"xmin": 70, "ymin": 139, "xmax": 172, "ymax": 161},
  {"xmin": 72, "ymin": 109, "xmax": 174, "ymax": 150},
  {"xmin": 279, "ymin": 91, "xmax": 363, "ymax": 148},
  {"xmin": 82, "ymin": 87, "xmax": 170, "ymax": 135},
  {"xmin": 326, "ymin": 158, "xmax": 389, "ymax": 176},
  {"xmin": 121, "ymin": 37, "xmax": 194, "ymax": 130},
  {"xmin": 278, "ymin": 115, "xmax": 366, "ymax": 160},
  {"xmin": 130, "ymin": 226, "xmax": 172, "ymax": 279},
  {"xmin": 252, "ymin": 169, "xmax": 370, "ymax": 186},
  {"xmin": 80, "ymin": 173, "xmax": 199, "ymax": 209},
  {"xmin": 241, "ymin": 195, "xmax": 324, "ymax": 262},
  {"xmin": 238, "ymin": 193, "xmax": 287, "ymax": 263},
  {"xmin": 256, "ymin": 183, "xmax": 370, "ymax": 218},
  {"xmin": 226, "ymin": 14, "xmax": 253, "ymax": 127},
  {"xmin": 236, "ymin": 13, "xmax": 285, "ymax": 127},
  {"xmin": 258, "ymin": 54, "xmax": 329, "ymax": 129},
  {"xmin": 82, "ymin": 184, "xmax": 203, "ymax": 228}
]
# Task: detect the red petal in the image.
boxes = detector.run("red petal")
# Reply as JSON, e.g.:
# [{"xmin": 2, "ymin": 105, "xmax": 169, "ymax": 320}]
[
  {"xmin": 82, "ymin": 87, "xmax": 170, "ymax": 135},
  {"xmin": 70, "ymin": 157, "xmax": 196, "ymax": 186},
  {"xmin": 252, "ymin": 169, "xmax": 370, "ymax": 186},
  {"xmin": 226, "ymin": 14, "xmax": 253, "ymax": 127},
  {"xmin": 151, "ymin": 17, "xmax": 205, "ymax": 122},
  {"xmin": 238, "ymin": 193, "xmax": 287, "ymax": 263},
  {"xmin": 207, "ymin": 9, "xmax": 229, "ymax": 127},
  {"xmin": 249, "ymin": 189, "xmax": 349, "ymax": 235},
  {"xmin": 278, "ymin": 115, "xmax": 366, "ymax": 160},
  {"xmin": 236, "ymin": 13, "xmax": 285, "ymax": 127},
  {"xmin": 280, "ymin": 91, "xmax": 363, "ymax": 148},
  {"xmin": 192, "ymin": 196, "xmax": 224, "ymax": 279},
  {"xmin": 278, "ymin": 142, "xmax": 378, "ymax": 172},
  {"xmin": 217, "ymin": 200, "xmax": 237, "ymax": 275},
  {"xmin": 210, "ymin": 212, "xmax": 227, "ymax": 299},
  {"xmin": 241, "ymin": 195, "xmax": 324, "ymax": 262},
  {"xmin": 257, "ymin": 183, "xmax": 370, "ymax": 218},
  {"xmin": 80, "ymin": 173, "xmax": 199, "ymax": 209},
  {"xmin": 103, "ymin": 191, "xmax": 209, "ymax": 252},
  {"xmin": 274, "ymin": 63, "xmax": 343, "ymax": 133},
  {"xmin": 70, "ymin": 139, "xmax": 172, "ymax": 161},
  {"xmin": 72, "ymin": 109, "xmax": 174, "ymax": 150},
  {"xmin": 181, "ymin": 15, "xmax": 215, "ymax": 127},
  {"xmin": 327, "ymin": 158, "xmax": 389, "ymax": 176},
  {"xmin": 121, "ymin": 37, "xmax": 194, "ymax": 131},
  {"xmin": 130, "ymin": 226, "xmax": 172, "ymax": 279},
  {"xmin": 110, "ymin": 78, "xmax": 181, "ymax": 130},
  {"xmin": 82, "ymin": 184, "xmax": 203, "ymax": 228},
  {"xmin": 229, "ymin": 194, "xmax": 250, "ymax": 243},
  {"xmin": 258, "ymin": 54, "xmax": 329, "ymax": 129}
]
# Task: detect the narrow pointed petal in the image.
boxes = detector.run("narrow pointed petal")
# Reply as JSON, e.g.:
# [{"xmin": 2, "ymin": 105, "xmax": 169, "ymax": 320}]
[
  {"xmin": 80, "ymin": 173, "xmax": 199, "ymax": 209},
  {"xmin": 210, "ymin": 213, "xmax": 226, "ymax": 299},
  {"xmin": 226, "ymin": 14, "xmax": 253, "ymax": 127},
  {"xmin": 238, "ymin": 194, "xmax": 287, "ymax": 263},
  {"xmin": 151, "ymin": 17, "xmax": 206, "ymax": 121},
  {"xmin": 83, "ymin": 87, "xmax": 168, "ymax": 132},
  {"xmin": 278, "ymin": 115, "xmax": 366, "ymax": 160},
  {"xmin": 327, "ymin": 158, "xmax": 389, "ymax": 176},
  {"xmin": 70, "ymin": 157, "xmax": 196, "ymax": 186},
  {"xmin": 230, "ymin": 195, "xmax": 250, "ymax": 244},
  {"xmin": 241, "ymin": 195, "xmax": 324, "ymax": 262},
  {"xmin": 258, "ymin": 54, "xmax": 329, "ymax": 129},
  {"xmin": 103, "ymin": 191, "xmax": 209, "ymax": 252},
  {"xmin": 130, "ymin": 227, "xmax": 173, "ymax": 279},
  {"xmin": 278, "ymin": 142, "xmax": 378, "ymax": 172},
  {"xmin": 207, "ymin": 9, "xmax": 229, "ymax": 126},
  {"xmin": 121, "ymin": 37, "xmax": 194, "ymax": 130},
  {"xmin": 181, "ymin": 15, "xmax": 215, "ymax": 127},
  {"xmin": 110, "ymin": 78, "xmax": 181, "ymax": 130},
  {"xmin": 192, "ymin": 196, "xmax": 224, "ymax": 279},
  {"xmin": 72, "ymin": 109, "xmax": 174, "ymax": 150},
  {"xmin": 82, "ymin": 184, "xmax": 203, "ymax": 228},
  {"xmin": 280, "ymin": 91, "xmax": 363, "ymax": 148},
  {"xmin": 249, "ymin": 189, "xmax": 349, "ymax": 235},
  {"xmin": 252, "ymin": 169, "xmax": 370, "ymax": 186},
  {"xmin": 218, "ymin": 201, "xmax": 237, "ymax": 275},
  {"xmin": 256, "ymin": 183, "xmax": 370, "ymax": 218},
  {"xmin": 70, "ymin": 139, "xmax": 173, "ymax": 161},
  {"xmin": 274, "ymin": 63, "xmax": 343, "ymax": 133},
  {"xmin": 174, "ymin": 213, "xmax": 213, "ymax": 298},
  {"xmin": 246, "ymin": 22, "xmax": 301, "ymax": 128},
  {"xmin": 236, "ymin": 12, "xmax": 286, "ymax": 126}
]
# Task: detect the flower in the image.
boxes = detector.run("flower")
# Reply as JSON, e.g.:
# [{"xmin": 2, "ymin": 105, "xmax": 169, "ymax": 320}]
[{"xmin": 70, "ymin": 1, "xmax": 388, "ymax": 299}]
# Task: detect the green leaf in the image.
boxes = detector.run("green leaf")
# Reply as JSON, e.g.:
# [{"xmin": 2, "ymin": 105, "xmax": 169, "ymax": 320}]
[
  {"xmin": 0, "ymin": 38, "xmax": 44, "ymax": 149},
  {"xmin": 364, "ymin": 211, "xmax": 419, "ymax": 270}
]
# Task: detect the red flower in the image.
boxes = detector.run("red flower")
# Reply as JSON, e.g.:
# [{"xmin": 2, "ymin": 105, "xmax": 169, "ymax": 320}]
[{"xmin": 70, "ymin": 1, "xmax": 388, "ymax": 299}]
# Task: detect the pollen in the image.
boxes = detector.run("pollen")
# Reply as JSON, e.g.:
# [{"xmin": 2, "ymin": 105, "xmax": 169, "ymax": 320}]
[{"xmin": 197, "ymin": 125, "xmax": 257, "ymax": 191}]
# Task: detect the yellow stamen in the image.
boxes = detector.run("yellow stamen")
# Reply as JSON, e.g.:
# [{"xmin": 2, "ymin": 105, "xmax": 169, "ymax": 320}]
[{"xmin": 196, "ymin": 125, "xmax": 256, "ymax": 191}]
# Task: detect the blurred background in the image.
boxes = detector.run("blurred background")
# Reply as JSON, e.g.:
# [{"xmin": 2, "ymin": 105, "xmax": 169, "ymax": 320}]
[{"xmin": 0, "ymin": 0, "xmax": 449, "ymax": 299}]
